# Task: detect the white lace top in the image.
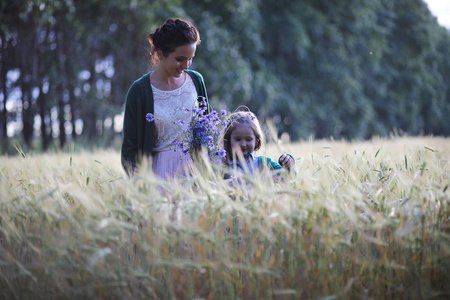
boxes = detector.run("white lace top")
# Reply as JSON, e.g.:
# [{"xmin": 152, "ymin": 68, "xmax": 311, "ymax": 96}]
[{"xmin": 151, "ymin": 75, "xmax": 198, "ymax": 152}]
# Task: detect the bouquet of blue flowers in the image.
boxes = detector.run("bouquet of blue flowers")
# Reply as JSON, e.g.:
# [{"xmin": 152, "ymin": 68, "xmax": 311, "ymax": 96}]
[{"xmin": 172, "ymin": 98, "xmax": 228, "ymax": 165}]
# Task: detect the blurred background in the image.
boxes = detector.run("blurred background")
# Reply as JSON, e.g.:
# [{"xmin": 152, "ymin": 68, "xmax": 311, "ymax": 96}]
[{"xmin": 1, "ymin": 0, "xmax": 449, "ymax": 154}]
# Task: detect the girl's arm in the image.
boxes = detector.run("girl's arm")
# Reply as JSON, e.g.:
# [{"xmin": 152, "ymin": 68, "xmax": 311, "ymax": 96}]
[
  {"xmin": 278, "ymin": 153, "xmax": 299, "ymax": 177},
  {"xmin": 278, "ymin": 153, "xmax": 295, "ymax": 169}
]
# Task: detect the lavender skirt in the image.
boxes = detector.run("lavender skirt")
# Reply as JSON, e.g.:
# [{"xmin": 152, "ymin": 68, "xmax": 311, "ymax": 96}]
[{"xmin": 152, "ymin": 149, "xmax": 193, "ymax": 180}]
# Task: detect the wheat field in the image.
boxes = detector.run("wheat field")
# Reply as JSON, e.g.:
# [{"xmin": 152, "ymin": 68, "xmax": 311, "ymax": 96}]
[{"xmin": 0, "ymin": 136, "xmax": 449, "ymax": 299}]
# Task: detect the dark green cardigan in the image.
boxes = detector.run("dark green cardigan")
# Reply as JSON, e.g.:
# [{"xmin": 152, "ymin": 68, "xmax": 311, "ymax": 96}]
[{"xmin": 121, "ymin": 70, "xmax": 208, "ymax": 176}]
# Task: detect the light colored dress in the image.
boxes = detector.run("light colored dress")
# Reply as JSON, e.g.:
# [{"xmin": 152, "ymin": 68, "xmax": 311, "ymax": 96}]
[{"xmin": 151, "ymin": 75, "xmax": 198, "ymax": 179}]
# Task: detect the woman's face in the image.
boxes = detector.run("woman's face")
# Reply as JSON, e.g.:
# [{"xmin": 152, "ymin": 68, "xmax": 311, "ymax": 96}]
[
  {"xmin": 159, "ymin": 43, "xmax": 196, "ymax": 78},
  {"xmin": 230, "ymin": 123, "xmax": 257, "ymax": 157}
]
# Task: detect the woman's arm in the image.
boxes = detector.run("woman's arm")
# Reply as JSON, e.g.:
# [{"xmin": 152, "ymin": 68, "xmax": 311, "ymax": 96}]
[{"xmin": 121, "ymin": 82, "xmax": 142, "ymax": 176}]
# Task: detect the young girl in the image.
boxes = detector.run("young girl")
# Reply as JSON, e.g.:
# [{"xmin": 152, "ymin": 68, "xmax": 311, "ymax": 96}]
[{"xmin": 222, "ymin": 110, "xmax": 298, "ymax": 178}]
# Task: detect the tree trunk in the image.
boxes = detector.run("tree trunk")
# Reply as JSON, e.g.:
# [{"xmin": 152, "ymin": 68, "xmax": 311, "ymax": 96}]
[
  {"xmin": 19, "ymin": 47, "xmax": 34, "ymax": 150},
  {"xmin": 62, "ymin": 37, "xmax": 77, "ymax": 141},
  {"xmin": 0, "ymin": 30, "xmax": 8, "ymax": 152},
  {"xmin": 38, "ymin": 83, "xmax": 51, "ymax": 150},
  {"xmin": 83, "ymin": 64, "xmax": 97, "ymax": 140},
  {"xmin": 58, "ymin": 97, "xmax": 66, "ymax": 149},
  {"xmin": 21, "ymin": 83, "xmax": 34, "ymax": 149},
  {"xmin": 55, "ymin": 27, "xmax": 67, "ymax": 149}
]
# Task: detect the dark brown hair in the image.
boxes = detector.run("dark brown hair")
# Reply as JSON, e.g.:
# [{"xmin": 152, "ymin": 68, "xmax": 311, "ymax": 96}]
[
  {"xmin": 148, "ymin": 18, "xmax": 200, "ymax": 64},
  {"xmin": 222, "ymin": 109, "xmax": 264, "ymax": 163}
]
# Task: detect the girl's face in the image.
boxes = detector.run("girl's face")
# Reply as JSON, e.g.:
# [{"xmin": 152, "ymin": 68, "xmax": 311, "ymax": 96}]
[
  {"xmin": 158, "ymin": 43, "xmax": 196, "ymax": 78},
  {"xmin": 230, "ymin": 123, "xmax": 256, "ymax": 157}
]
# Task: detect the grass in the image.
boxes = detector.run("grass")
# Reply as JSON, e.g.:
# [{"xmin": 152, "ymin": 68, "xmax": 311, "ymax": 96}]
[{"xmin": 0, "ymin": 136, "xmax": 449, "ymax": 299}]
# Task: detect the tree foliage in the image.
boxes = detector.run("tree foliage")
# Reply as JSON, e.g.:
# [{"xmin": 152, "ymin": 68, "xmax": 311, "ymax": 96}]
[{"xmin": 1, "ymin": 0, "xmax": 449, "ymax": 153}]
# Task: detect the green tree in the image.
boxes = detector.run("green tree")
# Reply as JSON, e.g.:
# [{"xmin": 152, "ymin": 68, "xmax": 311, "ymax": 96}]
[{"xmin": 1, "ymin": 0, "xmax": 450, "ymax": 154}]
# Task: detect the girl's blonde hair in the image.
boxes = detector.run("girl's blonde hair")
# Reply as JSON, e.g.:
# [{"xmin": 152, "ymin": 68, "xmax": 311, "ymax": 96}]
[{"xmin": 222, "ymin": 107, "xmax": 264, "ymax": 162}]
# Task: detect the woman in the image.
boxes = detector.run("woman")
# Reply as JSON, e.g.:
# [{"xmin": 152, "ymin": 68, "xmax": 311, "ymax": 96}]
[{"xmin": 121, "ymin": 18, "xmax": 209, "ymax": 178}]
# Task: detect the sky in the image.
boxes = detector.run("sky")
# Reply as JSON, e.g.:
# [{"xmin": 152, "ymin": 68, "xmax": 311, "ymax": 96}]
[{"xmin": 423, "ymin": 0, "xmax": 450, "ymax": 28}]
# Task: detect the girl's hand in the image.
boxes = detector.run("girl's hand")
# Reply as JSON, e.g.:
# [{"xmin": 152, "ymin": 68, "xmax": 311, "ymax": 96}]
[{"xmin": 279, "ymin": 154, "xmax": 294, "ymax": 169}]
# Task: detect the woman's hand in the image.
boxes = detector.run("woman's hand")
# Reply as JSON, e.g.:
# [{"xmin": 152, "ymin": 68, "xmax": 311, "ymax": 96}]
[{"xmin": 279, "ymin": 154, "xmax": 295, "ymax": 169}]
